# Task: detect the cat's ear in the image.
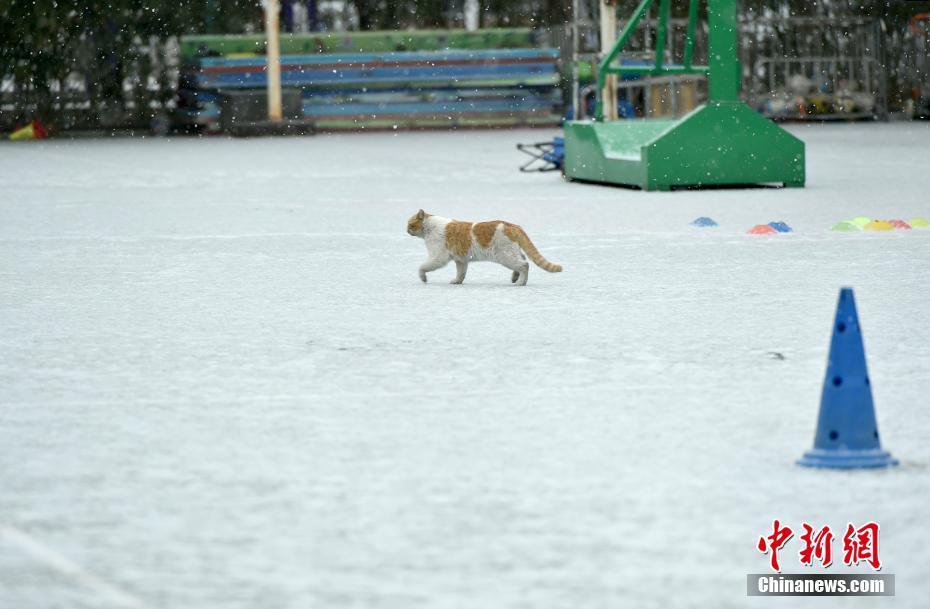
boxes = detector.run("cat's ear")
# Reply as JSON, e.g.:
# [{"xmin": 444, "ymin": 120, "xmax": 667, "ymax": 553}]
[{"xmin": 417, "ymin": 209, "xmax": 425, "ymax": 220}]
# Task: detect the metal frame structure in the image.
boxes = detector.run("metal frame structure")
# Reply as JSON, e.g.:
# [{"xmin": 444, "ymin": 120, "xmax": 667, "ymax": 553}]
[
  {"xmin": 593, "ymin": 0, "xmax": 712, "ymax": 119},
  {"xmin": 563, "ymin": 0, "xmax": 806, "ymax": 191},
  {"xmin": 577, "ymin": 74, "xmax": 706, "ymax": 120},
  {"xmin": 565, "ymin": 12, "xmax": 888, "ymax": 122},
  {"xmin": 740, "ymin": 17, "xmax": 887, "ymax": 120}
]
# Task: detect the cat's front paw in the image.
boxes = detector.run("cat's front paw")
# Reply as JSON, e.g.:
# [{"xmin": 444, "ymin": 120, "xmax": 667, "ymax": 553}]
[{"xmin": 419, "ymin": 271, "xmax": 427, "ymax": 283}]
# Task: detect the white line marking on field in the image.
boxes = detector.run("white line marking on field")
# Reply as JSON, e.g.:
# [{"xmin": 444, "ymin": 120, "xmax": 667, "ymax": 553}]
[{"xmin": 0, "ymin": 525, "xmax": 153, "ymax": 609}]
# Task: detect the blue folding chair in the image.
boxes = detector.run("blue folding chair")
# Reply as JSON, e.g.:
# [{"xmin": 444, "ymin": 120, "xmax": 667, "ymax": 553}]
[{"xmin": 516, "ymin": 137, "xmax": 564, "ymax": 172}]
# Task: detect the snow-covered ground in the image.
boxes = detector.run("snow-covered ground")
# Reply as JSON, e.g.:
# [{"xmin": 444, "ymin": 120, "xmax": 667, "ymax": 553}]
[{"xmin": 1, "ymin": 123, "xmax": 929, "ymax": 609}]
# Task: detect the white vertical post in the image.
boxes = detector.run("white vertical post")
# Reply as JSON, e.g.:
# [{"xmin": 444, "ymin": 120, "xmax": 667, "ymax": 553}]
[
  {"xmin": 571, "ymin": 0, "xmax": 579, "ymax": 119},
  {"xmin": 464, "ymin": 0, "xmax": 479, "ymax": 32},
  {"xmin": 265, "ymin": 0, "xmax": 283, "ymax": 122},
  {"xmin": 599, "ymin": 0, "xmax": 618, "ymax": 120}
]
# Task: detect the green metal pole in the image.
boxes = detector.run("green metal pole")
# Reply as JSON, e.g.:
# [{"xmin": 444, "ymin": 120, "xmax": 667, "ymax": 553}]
[
  {"xmin": 683, "ymin": 0, "xmax": 698, "ymax": 69},
  {"xmin": 654, "ymin": 0, "xmax": 670, "ymax": 70},
  {"xmin": 595, "ymin": 0, "xmax": 653, "ymax": 120},
  {"xmin": 707, "ymin": 0, "xmax": 740, "ymax": 101}
]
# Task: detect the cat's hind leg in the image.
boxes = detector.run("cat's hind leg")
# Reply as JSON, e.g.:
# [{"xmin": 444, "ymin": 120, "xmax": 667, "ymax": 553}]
[
  {"xmin": 419, "ymin": 254, "xmax": 451, "ymax": 283},
  {"xmin": 500, "ymin": 250, "xmax": 529, "ymax": 286},
  {"xmin": 450, "ymin": 260, "xmax": 468, "ymax": 284}
]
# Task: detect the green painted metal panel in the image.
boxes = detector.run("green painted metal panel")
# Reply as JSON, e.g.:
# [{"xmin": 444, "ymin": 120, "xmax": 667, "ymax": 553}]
[
  {"xmin": 644, "ymin": 102, "xmax": 805, "ymax": 189},
  {"xmin": 597, "ymin": 120, "xmax": 677, "ymax": 159},
  {"xmin": 563, "ymin": 102, "xmax": 805, "ymax": 190},
  {"xmin": 563, "ymin": 121, "xmax": 646, "ymax": 186}
]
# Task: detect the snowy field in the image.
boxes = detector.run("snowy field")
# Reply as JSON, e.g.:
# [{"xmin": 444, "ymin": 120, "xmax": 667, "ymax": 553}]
[{"xmin": 1, "ymin": 122, "xmax": 929, "ymax": 609}]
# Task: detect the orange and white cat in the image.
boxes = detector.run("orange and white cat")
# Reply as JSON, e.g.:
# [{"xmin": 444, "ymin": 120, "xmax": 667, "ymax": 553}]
[{"xmin": 406, "ymin": 210, "xmax": 562, "ymax": 285}]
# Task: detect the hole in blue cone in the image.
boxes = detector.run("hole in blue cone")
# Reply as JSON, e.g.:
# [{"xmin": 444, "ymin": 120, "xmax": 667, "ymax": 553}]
[
  {"xmin": 837, "ymin": 322, "xmax": 846, "ymax": 333},
  {"xmin": 865, "ymin": 376, "xmax": 870, "ymax": 386},
  {"xmin": 832, "ymin": 376, "xmax": 843, "ymax": 387},
  {"xmin": 874, "ymin": 431, "xmax": 879, "ymax": 439},
  {"xmin": 829, "ymin": 430, "xmax": 839, "ymax": 440}
]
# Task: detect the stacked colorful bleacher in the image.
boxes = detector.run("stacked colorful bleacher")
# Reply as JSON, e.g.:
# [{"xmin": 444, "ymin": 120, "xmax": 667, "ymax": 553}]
[{"xmin": 174, "ymin": 28, "xmax": 563, "ymax": 132}]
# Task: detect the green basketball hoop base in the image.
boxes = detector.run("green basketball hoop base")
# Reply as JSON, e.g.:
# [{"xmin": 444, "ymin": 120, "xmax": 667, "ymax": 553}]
[
  {"xmin": 570, "ymin": 0, "xmax": 806, "ymax": 191},
  {"xmin": 563, "ymin": 101, "xmax": 805, "ymax": 191}
]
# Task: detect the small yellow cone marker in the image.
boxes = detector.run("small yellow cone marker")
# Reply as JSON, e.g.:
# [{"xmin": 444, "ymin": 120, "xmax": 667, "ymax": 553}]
[
  {"xmin": 863, "ymin": 220, "xmax": 894, "ymax": 231},
  {"xmin": 9, "ymin": 123, "xmax": 36, "ymax": 141}
]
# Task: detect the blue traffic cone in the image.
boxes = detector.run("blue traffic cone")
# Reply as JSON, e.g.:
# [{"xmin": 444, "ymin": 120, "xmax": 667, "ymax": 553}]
[{"xmin": 797, "ymin": 288, "xmax": 898, "ymax": 469}]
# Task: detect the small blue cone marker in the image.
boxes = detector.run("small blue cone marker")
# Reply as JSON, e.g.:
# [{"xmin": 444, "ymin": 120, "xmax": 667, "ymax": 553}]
[
  {"xmin": 797, "ymin": 288, "xmax": 898, "ymax": 469},
  {"xmin": 691, "ymin": 217, "xmax": 718, "ymax": 227},
  {"xmin": 768, "ymin": 221, "xmax": 792, "ymax": 233}
]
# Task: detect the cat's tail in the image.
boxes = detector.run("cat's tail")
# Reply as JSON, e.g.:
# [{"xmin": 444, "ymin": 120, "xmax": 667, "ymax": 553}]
[{"xmin": 507, "ymin": 225, "xmax": 563, "ymax": 273}]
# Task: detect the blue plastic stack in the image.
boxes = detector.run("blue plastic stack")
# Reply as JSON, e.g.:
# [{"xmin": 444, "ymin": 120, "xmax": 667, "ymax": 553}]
[{"xmin": 176, "ymin": 48, "xmax": 562, "ymax": 132}]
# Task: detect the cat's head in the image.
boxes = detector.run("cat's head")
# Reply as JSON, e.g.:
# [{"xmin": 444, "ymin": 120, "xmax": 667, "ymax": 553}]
[{"xmin": 407, "ymin": 209, "xmax": 430, "ymax": 236}]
